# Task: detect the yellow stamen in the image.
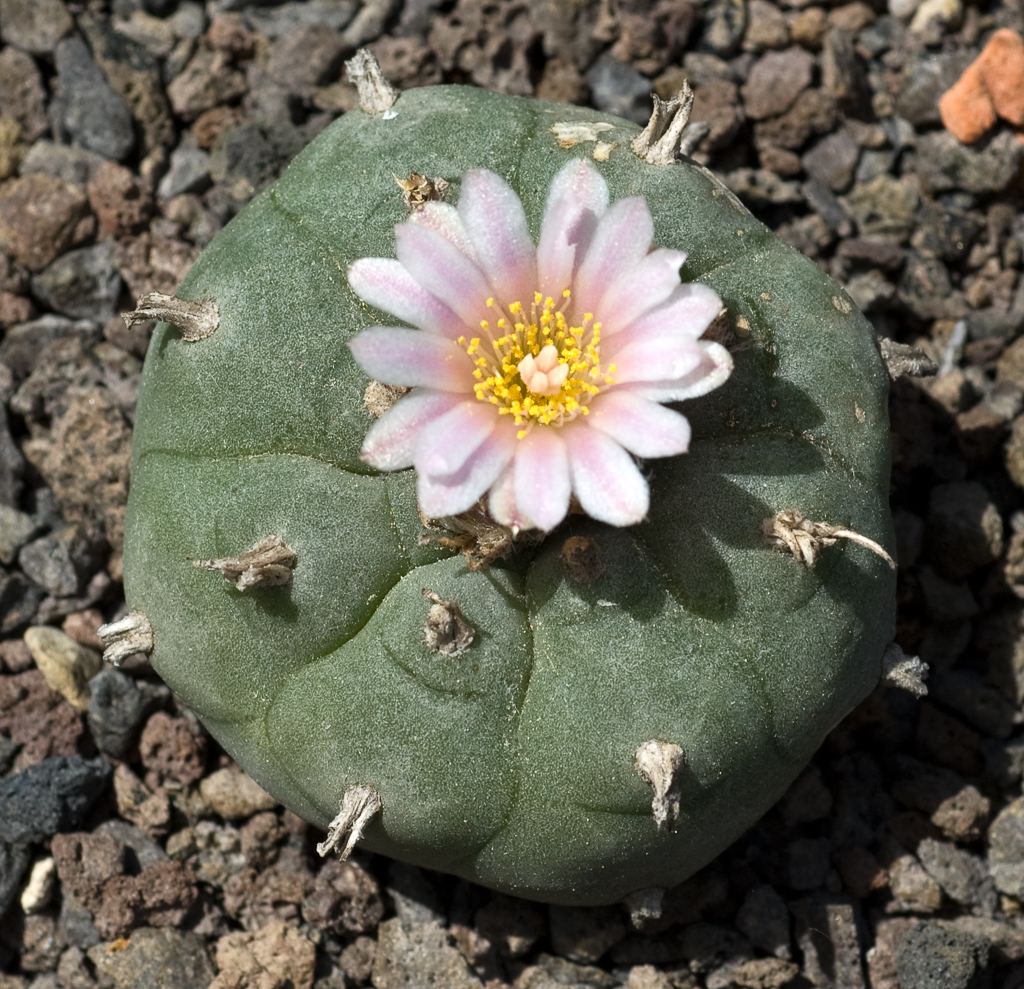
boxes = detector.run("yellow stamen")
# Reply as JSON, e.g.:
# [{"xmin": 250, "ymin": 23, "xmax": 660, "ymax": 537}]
[{"xmin": 456, "ymin": 288, "xmax": 615, "ymax": 432}]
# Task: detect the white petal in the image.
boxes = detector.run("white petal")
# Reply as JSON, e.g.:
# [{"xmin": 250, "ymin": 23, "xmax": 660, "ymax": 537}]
[
  {"xmin": 513, "ymin": 428, "xmax": 571, "ymax": 532},
  {"xmin": 595, "ymin": 248, "xmax": 688, "ymax": 337},
  {"xmin": 417, "ymin": 420, "xmax": 517, "ymax": 518},
  {"xmin": 408, "ymin": 202, "xmax": 478, "ymax": 261},
  {"xmin": 361, "ymin": 390, "xmax": 464, "ymax": 471},
  {"xmin": 587, "ymin": 391, "xmax": 691, "ymax": 458},
  {"xmin": 566, "ymin": 425, "xmax": 649, "ymax": 527},
  {"xmin": 348, "ymin": 258, "xmax": 466, "ymax": 336},
  {"xmin": 348, "ymin": 327, "xmax": 473, "ymax": 391},
  {"xmin": 395, "ymin": 224, "xmax": 492, "ymax": 328},
  {"xmin": 610, "ymin": 282, "xmax": 723, "ymax": 345},
  {"xmin": 488, "ymin": 463, "xmax": 534, "ymax": 532},
  {"xmin": 537, "ymin": 158, "xmax": 609, "ymax": 298},
  {"xmin": 610, "ymin": 335, "xmax": 702, "ymax": 384},
  {"xmin": 622, "ymin": 341, "xmax": 734, "ymax": 402},
  {"xmin": 572, "ymin": 197, "xmax": 654, "ymax": 320},
  {"xmin": 458, "ymin": 169, "xmax": 536, "ymax": 304},
  {"xmin": 414, "ymin": 401, "xmax": 498, "ymax": 477}
]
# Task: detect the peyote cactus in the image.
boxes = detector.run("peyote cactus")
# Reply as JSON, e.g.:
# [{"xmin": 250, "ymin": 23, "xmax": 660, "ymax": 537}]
[{"xmin": 114, "ymin": 73, "xmax": 897, "ymax": 906}]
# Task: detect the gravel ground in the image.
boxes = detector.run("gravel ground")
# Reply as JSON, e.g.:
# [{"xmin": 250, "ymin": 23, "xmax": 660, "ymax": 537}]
[{"xmin": 1, "ymin": 0, "xmax": 1024, "ymax": 987}]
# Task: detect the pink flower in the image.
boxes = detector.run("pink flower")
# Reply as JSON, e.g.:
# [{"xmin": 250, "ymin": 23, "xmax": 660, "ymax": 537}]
[{"xmin": 347, "ymin": 159, "xmax": 733, "ymax": 533}]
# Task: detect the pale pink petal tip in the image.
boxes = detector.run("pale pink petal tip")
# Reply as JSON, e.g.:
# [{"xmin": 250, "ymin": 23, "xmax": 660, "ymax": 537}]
[
  {"xmin": 361, "ymin": 390, "xmax": 463, "ymax": 472},
  {"xmin": 458, "ymin": 169, "xmax": 536, "ymax": 304}
]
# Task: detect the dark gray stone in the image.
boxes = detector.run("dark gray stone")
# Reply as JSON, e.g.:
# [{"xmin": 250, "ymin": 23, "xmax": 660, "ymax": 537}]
[
  {"xmin": 0, "ymin": 571, "xmax": 42, "ymax": 633},
  {"xmin": 821, "ymin": 28, "xmax": 870, "ymax": 117},
  {"xmin": 549, "ymin": 904, "xmax": 627, "ymax": 964},
  {"xmin": 19, "ymin": 526, "xmax": 103, "ymax": 598},
  {"xmin": 914, "ymin": 131, "xmax": 1024, "ymax": 196},
  {"xmin": 857, "ymin": 14, "xmax": 905, "ymax": 56},
  {"xmin": 141, "ymin": 0, "xmax": 177, "ymax": 15},
  {"xmin": 735, "ymin": 884, "xmax": 791, "ymax": 959},
  {"xmin": 802, "ymin": 130, "xmax": 860, "ymax": 192},
  {"xmin": 967, "ymin": 308, "xmax": 1024, "ymax": 341},
  {"xmin": 896, "ymin": 52, "xmax": 974, "ymax": 127},
  {"xmin": 59, "ymin": 893, "xmax": 101, "ymax": 949},
  {"xmin": 803, "ymin": 178, "xmax": 854, "ymax": 235},
  {"xmin": 917, "ymin": 839, "xmax": 996, "ymax": 914},
  {"xmin": 910, "ymin": 203, "xmax": 983, "ymax": 263},
  {"xmin": 78, "ymin": 11, "xmax": 175, "ymax": 154},
  {"xmin": 157, "ymin": 146, "xmax": 211, "ymax": 199},
  {"xmin": 20, "ymin": 141, "xmax": 107, "ymax": 190},
  {"xmin": 209, "ymin": 122, "xmax": 288, "ymax": 204},
  {"xmin": 926, "ymin": 481, "xmax": 1003, "ymax": 580},
  {"xmin": 898, "ymin": 254, "xmax": 953, "ymax": 321},
  {"xmin": 584, "ymin": 54, "xmax": 651, "ymax": 125},
  {"xmin": 53, "ymin": 37, "xmax": 135, "ymax": 161},
  {"xmin": 243, "ymin": 0, "xmax": 358, "ymax": 38},
  {"xmin": 679, "ymin": 922, "xmax": 753, "ymax": 972},
  {"xmin": 855, "ymin": 149, "xmax": 895, "ymax": 184},
  {"xmin": 0, "ymin": 314, "xmax": 99, "ymax": 380},
  {"xmin": 788, "ymin": 837, "xmax": 832, "ymax": 891},
  {"xmin": 0, "ymin": 408, "xmax": 25, "ymax": 510},
  {"xmin": 842, "ymin": 174, "xmax": 918, "ymax": 239},
  {"xmin": 87, "ymin": 927, "xmax": 214, "ymax": 989},
  {"xmin": 0, "ymin": 732, "xmax": 17, "ymax": 774},
  {"xmin": 88, "ymin": 669, "xmax": 166, "ymax": 760},
  {"xmin": 0, "ymin": 840, "xmax": 30, "ymax": 921},
  {"xmin": 980, "ymin": 737, "xmax": 1024, "ymax": 788},
  {"xmin": 929, "ymin": 670, "xmax": 1016, "ymax": 739},
  {"xmin": 387, "ymin": 861, "xmax": 445, "ymax": 926},
  {"xmin": 31, "ymin": 243, "xmax": 123, "ymax": 324},
  {"xmin": 895, "ymin": 920, "xmax": 989, "ymax": 989},
  {"xmin": 0, "ymin": 755, "xmax": 112, "ymax": 845},
  {"xmin": 96, "ymin": 819, "xmax": 169, "ymax": 872},
  {"xmin": 0, "ymin": 505, "xmax": 38, "ymax": 565}
]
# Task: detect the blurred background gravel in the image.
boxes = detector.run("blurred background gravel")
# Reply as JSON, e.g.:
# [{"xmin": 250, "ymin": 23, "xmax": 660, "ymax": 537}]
[{"xmin": 2, "ymin": 0, "xmax": 1024, "ymax": 987}]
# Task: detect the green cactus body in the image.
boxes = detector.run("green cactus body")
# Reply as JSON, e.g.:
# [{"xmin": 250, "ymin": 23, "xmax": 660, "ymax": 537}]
[{"xmin": 123, "ymin": 85, "xmax": 895, "ymax": 905}]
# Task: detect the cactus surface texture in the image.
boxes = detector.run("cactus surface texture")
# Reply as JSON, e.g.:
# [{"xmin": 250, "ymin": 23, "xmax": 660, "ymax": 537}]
[{"xmin": 123, "ymin": 86, "xmax": 895, "ymax": 905}]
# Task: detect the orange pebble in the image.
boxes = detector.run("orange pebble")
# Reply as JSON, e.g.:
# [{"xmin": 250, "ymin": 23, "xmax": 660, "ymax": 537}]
[
  {"xmin": 977, "ymin": 28, "xmax": 1024, "ymax": 127},
  {"xmin": 939, "ymin": 61, "xmax": 998, "ymax": 143}
]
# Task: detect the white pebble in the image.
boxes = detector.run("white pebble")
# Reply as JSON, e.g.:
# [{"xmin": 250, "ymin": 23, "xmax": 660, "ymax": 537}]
[{"xmin": 20, "ymin": 857, "xmax": 56, "ymax": 914}]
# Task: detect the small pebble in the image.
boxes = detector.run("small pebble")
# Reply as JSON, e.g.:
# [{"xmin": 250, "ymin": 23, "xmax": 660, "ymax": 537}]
[
  {"xmin": 0, "ymin": 755, "xmax": 112, "ymax": 845},
  {"xmin": 52, "ymin": 37, "xmax": 135, "ymax": 161},
  {"xmin": 23, "ymin": 625, "xmax": 102, "ymax": 711},
  {"xmin": 895, "ymin": 920, "xmax": 990, "ymax": 989},
  {"xmin": 19, "ymin": 856, "xmax": 56, "ymax": 914},
  {"xmin": 199, "ymin": 766, "xmax": 278, "ymax": 820}
]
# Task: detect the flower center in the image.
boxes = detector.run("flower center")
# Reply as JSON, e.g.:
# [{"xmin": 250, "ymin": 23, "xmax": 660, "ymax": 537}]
[{"xmin": 457, "ymin": 290, "xmax": 616, "ymax": 438}]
